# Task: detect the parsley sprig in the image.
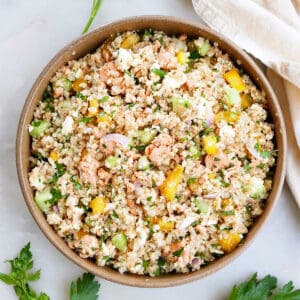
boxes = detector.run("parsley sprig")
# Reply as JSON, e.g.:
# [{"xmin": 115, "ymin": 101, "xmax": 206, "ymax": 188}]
[
  {"xmin": 0, "ymin": 243, "xmax": 100, "ymax": 300},
  {"xmin": 227, "ymin": 273, "xmax": 300, "ymax": 300},
  {"xmin": 70, "ymin": 272, "xmax": 100, "ymax": 300},
  {"xmin": 0, "ymin": 243, "xmax": 50, "ymax": 300}
]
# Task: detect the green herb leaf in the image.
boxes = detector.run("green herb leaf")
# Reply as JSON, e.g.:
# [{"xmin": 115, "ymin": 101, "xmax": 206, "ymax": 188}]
[
  {"xmin": 70, "ymin": 272, "xmax": 100, "ymax": 300},
  {"xmin": 189, "ymin": 51, "xmax": 201, "ymax": 60},
  {"xmin": 78, "ymin": 116, "xmax": 94, "ymax": 123},
  {"xmin": 76, "ymin": 92, "xmax": 86, "ymax": 100},
  {"xmin": 227, "ymin": 273, "xmax": 277, "ymax": 300},
  {"xmin": 173, "ymin": 247, "xmax": 184, "ymax": 257},
  {"xmin": 152, "ymin": 68, "xmax": 167, "ymax": 79},
  {"xmin": 272, "ymin": 281, "xmax": 300, "ymax": 299},
  {"xmin": 99, "ymin": 95, "xmax": 109, "ymax": 103},
  {"xmin": 0, "ymin": 243, "xmax": 50, "ymax": 299},
  {"xmin": 82, "ymin": 0, "xmax": 103, "ymax": 34},
  {"xmin": 49, "ymin": 188, "xmax": 62, "ymax": 205},
  {"xmin": 187, "ymin": 177, "xmax": 196, "ymax": 184},
  {"xmin": 220, "ymin": 210, "xmax": 235, "ymax": 216}
]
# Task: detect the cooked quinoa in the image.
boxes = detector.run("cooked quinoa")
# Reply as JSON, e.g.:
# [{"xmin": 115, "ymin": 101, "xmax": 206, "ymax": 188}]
[{"xmin": 28, "ymin": 30, "xmax": 276, "ymax": 276}]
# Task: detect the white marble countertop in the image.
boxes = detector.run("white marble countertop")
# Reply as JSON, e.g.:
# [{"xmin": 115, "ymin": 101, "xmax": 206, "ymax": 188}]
[{"xmin": 0, "ymin": 1, "xmax": 299, "ymax": 299}]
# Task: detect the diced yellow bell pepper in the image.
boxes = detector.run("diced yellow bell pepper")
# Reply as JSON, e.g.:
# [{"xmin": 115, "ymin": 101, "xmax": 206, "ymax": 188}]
[
  {"xmin": 97, "ymin": 112, "xmax": 111, "ymax": 124},
  {"xmin": 219, "ymin": 233, "xmax": 242, "ymax": 253},
  {"xmin": 160, "ymin": 165, "xmax": 184, "ymax": 202},
  {"xmin": 221, "ymin": 198, "xmax": 231, "ymax": 207},
  {"xmin": 215, "ymin": 111, "xmax": 240, "ymax": 123},
  {"xmin": 176, "ymin": 50, "xmax": 189, "ymax": 65},
  {"xmin": 120, "ymin": 33, "xmax": 140, "ymax": 49},
  {"xmin": 159, "ymin": 220, "xmax": 175, "ymax": 232},
  {"xmin": 90, "ymin": 197, "xmax": 106, "ymax": 215},
  {"xmin": 203, "ymin": 135, "xmax": 218, "ymax": 155},
  {"xmin": 72, "ymin": 78, "xmax": 87, "ymax": 92},
  {"xmin": 241, "ymin": 93, "xmax": 253, "ymax": 109},
  {"xmin": 224, "ymin": 69, "xmax": 246, "ymax": 92},
  {"xmin": 87, "ymin": 99, "xmax": 99, "ymax": 117},
  {"xmin": 49, "ymin": 150, "xmax": 59, "ymax": 161},
  {"xmin": 208, "ymin": 173, "xmax": 216, "ymax": 180}
]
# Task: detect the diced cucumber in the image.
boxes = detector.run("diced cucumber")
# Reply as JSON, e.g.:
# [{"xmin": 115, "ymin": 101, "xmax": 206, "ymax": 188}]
[
  {"xmin": 137, "ymin": 156, "xmax": 150, "ymax": 170},
  {"xmin": 225, "ymin": 88, "xmax": 241, "ymax": 107},
  {"xmin": 189, "ymin": 145, "xmax": 201, "ymax": 159},
  {"xmin": 35, "ymin": 190, "xmax": 52, "ymax": 212},
  {"xmin": 198, "ymin": 40, "xmax": 211, "ymax": 56},
  {"xmin": 62, "ymin": 78, "xmax": 72, "ymax": 91},
  {"xmin": 105, "ymin": 156, "xmax": 117, "ymax": 169},
  {"xmin": 250, "ymin": 177, "xmax": 266, "ymax": 199},
  {"xmin": 137, "ymin": 130, "xmax": 156, "ymax": 145},
  {"xmin": 112, "ymin": 233, "xmax": 127, "ymax": 251},
  {"xmin": 171, "ymin": 97, "xmax": 190, "ymax": 115},
  {"xmin": 29, "ymin": 120, "xmax": 50, "ymax": 138},
  {"xmin": 194, "ymin": 199, "xmax": 208, "ymax": 214}
]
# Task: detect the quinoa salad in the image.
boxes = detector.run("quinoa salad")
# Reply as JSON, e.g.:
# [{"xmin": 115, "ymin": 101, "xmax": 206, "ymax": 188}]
[{"xmin": 28, "ymin": 30, "xmax": 276, "ymax": 276}]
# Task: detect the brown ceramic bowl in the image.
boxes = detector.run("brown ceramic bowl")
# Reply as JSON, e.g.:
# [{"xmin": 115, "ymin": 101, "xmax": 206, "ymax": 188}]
[{"xmin": 16, "ymin": 16, "xmax": 286, "ymax": 287}]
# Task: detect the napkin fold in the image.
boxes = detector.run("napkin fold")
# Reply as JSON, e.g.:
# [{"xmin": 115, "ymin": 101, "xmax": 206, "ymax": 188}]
[{"xmin": 192, "ymin": 0, "xmax": 300, "ymax": 205}]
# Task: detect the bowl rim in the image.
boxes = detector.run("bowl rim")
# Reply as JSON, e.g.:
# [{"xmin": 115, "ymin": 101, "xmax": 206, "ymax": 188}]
[{"xmin": 16, "ymin": 15, "xmax": 287, "ymax": 288}]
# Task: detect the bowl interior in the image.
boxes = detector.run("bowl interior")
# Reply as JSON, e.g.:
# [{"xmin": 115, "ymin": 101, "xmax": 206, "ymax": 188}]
[{"xmin": 16, "ymin": 16, "xmax": 286, "ymax": 287}]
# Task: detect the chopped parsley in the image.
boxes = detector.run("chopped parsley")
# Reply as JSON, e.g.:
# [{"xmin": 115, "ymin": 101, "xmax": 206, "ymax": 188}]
[
  {"xmin": 172, "ymin": 247, "xmax": 184, "ymax": 257},
  {"xmin": 152, "ymin": 68, "xmax": 167, "ymax": 79}
]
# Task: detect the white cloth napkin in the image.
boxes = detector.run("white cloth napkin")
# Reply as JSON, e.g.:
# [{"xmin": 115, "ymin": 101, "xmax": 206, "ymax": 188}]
[{"xmin": 192, "ymin": 0, "xmax": 300, "ymax": 205}]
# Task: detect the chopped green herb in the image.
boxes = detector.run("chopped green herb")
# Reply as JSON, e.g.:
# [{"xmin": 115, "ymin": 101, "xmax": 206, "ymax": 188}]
[
  {"xmin": 220, "ymin": 210, "xmax": 235, "ymax": 216},
  {"xmin": 135, "ymin": 145, "xmax": 147, "ymax": 152},
  {"xmin": 78, "ymin": 116, "xmax": 94, "ymax": 123},
  {"xmin": 142, "ymin": 260, "xmax": 150, "ymax": 272},
  {"xmin": 49, "ymin": 188, "xmax": 62, "ymax": 205},
  {"xmin": 71, "ymin": 175, "xmax": 82, "ymax": 190},
  {"xmin": 187, "ymin": 177, "xmax": 196, "ymax": 185},
  {"xmin": 257, "ymin": 163, "xmax": 265, "ymax": 169},
  {"xmin": 33, "ymin": 152, "xmax": 46, "ymax": 162},
  {"xmin": 151, "ymin": 178, "xmax": 157, "ymax": 188},
  {"xmin": 244, "ymin": 163, "xmax": 251, "ymax": 172},
  {"xmin": 189, "ymin": 51, "xmax": 200, "ymax": 60},
  {"xmin": 214, "ymin": 157, "xmax": 221, "ymax": 161},
  {"xmin": 52, "ymin": 162, "xmax": 66, "ymax": 183},
  {"xmin": 98, "ymin": 257, "xmax": 109, "ymax": 267},
  {"xmin": 173, "ymin": 247, "xmax": 184, "ymax": 257},
  {"xmin": 143, "ymin": 28, "xmax": 153, "ymax": 40},
  {"xmin": 245, "ymin": 205, "xmax": 252, "ymax": 214},
  {"xmin": 110, "ymin": 210, "xmax": 119, "ymax": 219},
  {"xmin": 99, "ymin": 95, "xmax": 109, "ymax": 103},
  {"xmin": 76, "ymin": 92, "xmax": 86, "ymax": 100},
  {"xmin": 152, "ymin": 68, "xmax": 167, "ymax": 79},
  {"xmin": 127, "ymin": 103, "xmax": 136, "ymax": 108}
]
